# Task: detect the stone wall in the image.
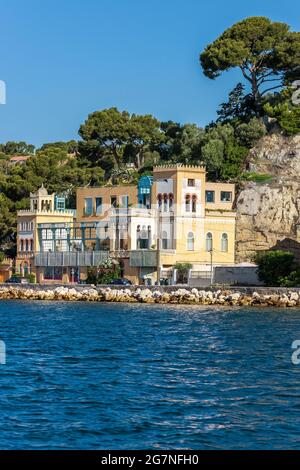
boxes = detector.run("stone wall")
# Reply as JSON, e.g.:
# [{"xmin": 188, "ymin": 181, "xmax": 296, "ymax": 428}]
[
  {"xmin": 236, "ymin": 133, "xmax": 300, "ymax": 262},
  {"xmin": 1, "ymin": 284, "xmax": 300, "ymax": 307}
]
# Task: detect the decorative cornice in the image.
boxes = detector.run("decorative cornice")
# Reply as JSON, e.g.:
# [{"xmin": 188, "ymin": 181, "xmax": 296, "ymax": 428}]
[{"xmin": 154, "ymin": 163, "xmax": 206, "ymax": 171}]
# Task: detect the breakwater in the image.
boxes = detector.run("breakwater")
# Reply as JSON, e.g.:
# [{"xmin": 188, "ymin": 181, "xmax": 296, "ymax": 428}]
[{"xmin": 1, "ymin": 284, "xmax": 300, "ymax": 307}]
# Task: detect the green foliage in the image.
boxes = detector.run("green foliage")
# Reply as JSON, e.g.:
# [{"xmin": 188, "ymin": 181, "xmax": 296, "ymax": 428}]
[
  {"xmin": 0, "ymin": 194, "xmax": 16, "ymax": 249},
  {"xmin": 221, "ymin": 137, "xmax": 248, "ymax": 180},
  {"xmin": 278, "ymin": 269, "xmax": 300, "ymax": 288},
  {"xmin": 255, "ymin": 250, "xmax": 297, "ymax": 286},
  {"xmin": 199, "ymin": 123, "xmax": 249, "ymax": 180},
  {"xmin": 235, "ymin": 118, "xmax": 266, "ymax": 147},
  {"xmin": 79, "ymin": 107, "xmax": 163, "ymax": 172},
  {"xmin": 264, "ymin": 100, "xmax": 300, "ymax": 135},
  {"xmin": 87, "ymin": 258, "xmax": 121, "ymax": 284},
  {"xmin": 0, "ymin": 145, "xmax": 105, "ymax": 254},
  {"xmin": 175, "ymin": 263, "xmax": 192, "ymax": 284},
  {"xmin": 200, "ymin": 16, "xmax": 300, "ymax": 111},
  {"xmin": 241, "ymin": 172, "xmax": 273, "ymax": 183},
  {"xmin": 38, "ymin": 140, "xmax": 78, "ymax": 153},
  {"xmin": 26, "ymin": 273, "xmax": 36, "ymax": 284},
  {"xmin": 217, "ymin": 83, "xmax": 255, "ymax": 123},
  {"xmin": 0, "ymin": 141, "xmax": 35, "ymax": 155}
]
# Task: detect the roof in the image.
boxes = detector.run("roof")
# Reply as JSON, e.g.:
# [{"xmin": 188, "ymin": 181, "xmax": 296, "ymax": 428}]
[{"xmin": 10, "ymin": 155, "xmax": 31, "ymax": 162}]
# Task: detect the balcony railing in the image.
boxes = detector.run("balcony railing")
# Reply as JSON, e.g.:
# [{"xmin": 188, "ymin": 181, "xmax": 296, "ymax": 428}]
[
  {"xmin": 130, "ymin": 250, "xmax": 157, "ymax": 267},
  {"xmin": 35, "ymin": 251, "xmax": 109, "ymax": 267}
]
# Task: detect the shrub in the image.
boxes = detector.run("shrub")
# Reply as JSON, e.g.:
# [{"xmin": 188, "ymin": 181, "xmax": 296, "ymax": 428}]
[
  {"xmin": 26, "ymin": 273, "xmax": 36, "ymax": 284},
  {"xmin": 255, "ymin": 250, "xmax": 296, "ymax": 286},
  {"xmin": 241, "ymin": 172, "xmax": 273, "ymax": 183},
  {"xmin": 235, "ymin": 118, "xmax": 266, "ymax": 147},
  {"xmin": 87, "ymin": 258, "xmax": 121, "ymax": 285},
  {"xmin": 175, "ymin": 263, "xmax": 192, "ymax": 284}
]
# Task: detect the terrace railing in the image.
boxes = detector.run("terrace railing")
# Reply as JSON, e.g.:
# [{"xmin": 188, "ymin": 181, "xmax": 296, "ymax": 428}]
[{"xmin": 35, "ymin": 251, "xmax": 109, "ymax": 267}]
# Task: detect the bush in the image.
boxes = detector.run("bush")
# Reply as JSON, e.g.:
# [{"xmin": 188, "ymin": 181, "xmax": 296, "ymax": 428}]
[
  {"xmin": 278, "ymin": 269, "xmax": 300, "ymax": 287},
  {"xmin": 87, "ymin": 258, "xmax": 121, "ymax": 285},
  {"xmin": 255, "ymin": 250, "xmax": 297, "ymax": 286},
  {"xmin": 26, "ymin": 273, "xmax": 36, "ymax": 284},
  {"xmin": 235, "ymin": 118, "xmax": 266, "ymax": 147},
  {"xmin": 175, "ymin": 263, "xmax": 192, "ymax": 284},
  {"xmin": 241, "ymin": 172, "xmax": 273, "ymax": 183}
]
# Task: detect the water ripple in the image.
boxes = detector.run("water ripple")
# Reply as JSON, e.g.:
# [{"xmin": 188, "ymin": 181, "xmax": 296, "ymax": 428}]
[{"xmin": 0, "ymin": 300, "xmax": 300, "ymax": 449}]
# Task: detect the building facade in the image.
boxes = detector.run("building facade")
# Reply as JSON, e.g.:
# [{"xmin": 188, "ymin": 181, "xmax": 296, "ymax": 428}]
[
  {"xmin": 16, "ymin": 186, "xmax": 75, "ymax": 283},
  {"xmin": 16, "ymin": 165, "xmax": 236, "ymax": 285}
]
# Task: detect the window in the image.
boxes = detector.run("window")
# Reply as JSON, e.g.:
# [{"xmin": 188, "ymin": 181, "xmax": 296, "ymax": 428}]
[
  {"xmin": 206, "ymin": 232, "xmax": 213, "ymax": 252},
  {"xmin": 120, "ymin": 195, "xmax": 129, "ymax": 209},
  {"xmin": 221, "ymin": 191, "xmax": 232, "ymax": 202},
  {"xmin": 56, "ymin": 200, "xmax": 65, "ymax": 210},
  {"xmin": 187, "ymin": 232, "xmax": 195, "ymax": 251},
  {"xmin": 162, "ymin": 231, "xmax": 168, "ymax": 250},
  {"xmin": 95, "ymin": 197, "xmax": 102, "ymax": 215},
  {"xmin": 188, "ymin": 179, "xmax": 195, "ymax": 187},
  {"xmin": 206, "ymin": 190, "xmax": 215, "ymax": 203},
  {"xmin": 163, "ymin": 194, "xmax": 168, "ymax": 212},
  {"xmin": 157, "ymin": 194, "xmax": 162, "ymax": 212},
  {"xmin": 192, "ymin": 195, "xmax": 197, "ymax": 213},
  {"xmin": 185, "ymin": 194, "xmax": 191, "ymax": 212},
  {"xmin": 111, "ymin": 196, "xmax": 117, "ymax": 208},
  {"xmin": 221, "ymin": 233, "xmax": 228, "ymax": 252},
  {"xmin": 138, "ymin": 225, "xmax": 149, "ymax": 249},
  {"xmin": 84, "ymin": 198, "xmax": 93, "ymax": 216},
  {"xmin": 20, "ymin": 240, "xmax": 24, "ymax": 252},
  {"xmin": 169, "ymin": 193, "xmax": 174, "ymax": 211}
]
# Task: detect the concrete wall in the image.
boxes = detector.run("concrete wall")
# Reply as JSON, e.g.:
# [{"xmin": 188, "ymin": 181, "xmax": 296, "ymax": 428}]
[{"xmin": 214, "ymin": 265, "xmax": 263, "ymax": 286}]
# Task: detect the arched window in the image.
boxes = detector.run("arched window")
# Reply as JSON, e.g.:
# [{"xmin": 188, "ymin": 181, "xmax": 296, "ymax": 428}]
[
  {"xmin": 136, "ymin": 225, "xmax": 141, "ymax": 249},
  {"xmin": 30, "ymin": 239, "xmax": 33, "ymax": 252},
  {"xmin": 185, "ymin": 194, "xmax": 191, "ymax": 212},
  {"xmin": 192, "ymin": 195, "xmax": 197, "ymax": 213},
  {"xmin": 20, "ymin": 240, "xmax": 24, "ymax": 252},
  {"xmin": 162, "ymin": 231, "xmax": 168, "ymax": 250},
  {"xmin": 157, "ymin": 194, "xmax": 162, "ymax": 212},
  {"xmin": 163, "ymin": 194, "xmax": 168, "ymax": 212},
  {"xmin": 23, "ymin": 262, "xmax": 29, "ymax": 276},
  {"xmin": 25, "ymin": 239, "xmax": 29, "ymax": 252},
  {"xmin": 221, "ymin": 233, "xmax": 228, "ymax": 252},
  {"xmin": 206, "ymin": 232, "xmax": 213, "ymax": 252},
  {"xmin": 148, "ymin": 226, "xmax": 152, "ymax": 247},
  {"xmin": 140, "ymin": 225, "xmax": 149, "ymax": 249},
  {"xmin": 187, "ymin": 232, "xmax": 195, "ymax": 251},
  {"xmin": 169, "ymin": 193, "xmax": 174, "ymax": 211}
]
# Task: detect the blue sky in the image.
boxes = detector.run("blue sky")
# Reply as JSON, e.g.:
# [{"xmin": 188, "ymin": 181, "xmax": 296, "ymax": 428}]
[{"xmin": 0, "ymin": 0, "xmax": 299, "ymax": 147}]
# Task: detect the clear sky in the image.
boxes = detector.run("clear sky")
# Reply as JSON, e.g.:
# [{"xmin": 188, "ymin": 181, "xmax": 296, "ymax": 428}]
[{"xmin": 0, "ymin": 0, "xmax": 299, "ymax": 147}]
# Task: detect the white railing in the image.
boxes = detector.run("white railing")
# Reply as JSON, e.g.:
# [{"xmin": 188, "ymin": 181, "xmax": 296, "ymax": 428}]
[{"xmin": 35, "ymin": 251, "xmax": 109, "ymax": 267}]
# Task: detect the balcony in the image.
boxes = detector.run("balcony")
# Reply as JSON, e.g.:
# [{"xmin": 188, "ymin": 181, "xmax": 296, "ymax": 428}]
[
  {"xmin": 130, "ymin": 250, "xmax": 157, "ymax": 268},
  {"xmin": 17, "ymin": 252, "xmax": 35, "ymax": 260},
  {"xmin": 35, "ymin": 251, "xmax": 109, "ymax": 267}
]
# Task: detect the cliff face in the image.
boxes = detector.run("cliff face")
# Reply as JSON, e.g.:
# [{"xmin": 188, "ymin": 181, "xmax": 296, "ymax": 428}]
[{"xmin": 235, "ymin": 133, "xmax": 300, "ymax": 263}]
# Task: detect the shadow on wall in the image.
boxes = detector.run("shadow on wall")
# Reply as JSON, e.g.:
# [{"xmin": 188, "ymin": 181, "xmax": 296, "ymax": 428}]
[{"xmin": 270, "ymin": 238, "xmax": 300, "ymax": 263}]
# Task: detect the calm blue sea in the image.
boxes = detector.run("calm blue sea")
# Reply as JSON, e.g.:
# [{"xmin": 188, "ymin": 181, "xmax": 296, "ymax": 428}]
[{"xmin": 0, "ymin": 300, "xmax": 300, "ymax": 449}]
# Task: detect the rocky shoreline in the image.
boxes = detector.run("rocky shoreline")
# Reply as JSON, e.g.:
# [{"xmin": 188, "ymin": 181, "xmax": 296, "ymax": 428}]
[{"xmin": 1, "ymin": 285, "xmax": 300, "ymax": 307}]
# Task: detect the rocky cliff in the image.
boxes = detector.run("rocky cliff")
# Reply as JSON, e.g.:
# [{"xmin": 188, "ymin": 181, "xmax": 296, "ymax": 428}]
[{"xmin": 235, "ymin": 133, "xmax": 300, "ymax": 262}]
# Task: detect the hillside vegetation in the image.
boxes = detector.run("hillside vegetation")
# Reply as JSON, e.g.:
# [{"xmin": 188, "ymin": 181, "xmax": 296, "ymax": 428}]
[{"xmin": 0, "ymin": 16, "xmax": 299, "ymax": 256}]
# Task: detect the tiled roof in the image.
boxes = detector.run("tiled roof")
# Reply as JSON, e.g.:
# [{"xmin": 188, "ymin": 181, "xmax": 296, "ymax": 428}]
[{"xmin": 10, "ymin": 155, "xmax": 31, "ymax": 162}]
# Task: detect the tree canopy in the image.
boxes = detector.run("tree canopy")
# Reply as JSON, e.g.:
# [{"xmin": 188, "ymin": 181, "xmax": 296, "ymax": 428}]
[
  {"xmin": 200, "ymin": 17, "xmax": 300, "ymax": 112},
  {"xmin": 78, "ymin": 107, "xmax": 163, "ymax": 171}
]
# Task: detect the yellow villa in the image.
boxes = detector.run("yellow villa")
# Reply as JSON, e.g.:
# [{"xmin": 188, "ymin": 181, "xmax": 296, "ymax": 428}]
[
  {"xmin": 16, "ymin": 165, "xmax": 236, "ymax": 285},
  {"xmin": 16, "ymin": 186, "xmax": 75, "ymax": 283}
]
